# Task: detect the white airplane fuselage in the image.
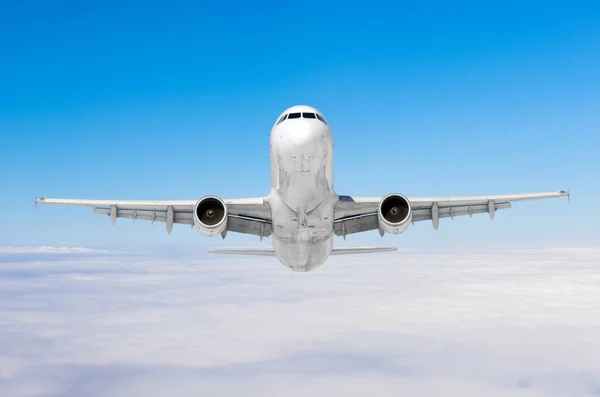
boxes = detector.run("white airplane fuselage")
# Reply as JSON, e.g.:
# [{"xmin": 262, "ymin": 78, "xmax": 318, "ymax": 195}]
[{"xmin": 266, "ymin": 105, "xmax": 337, "ymax": 271}]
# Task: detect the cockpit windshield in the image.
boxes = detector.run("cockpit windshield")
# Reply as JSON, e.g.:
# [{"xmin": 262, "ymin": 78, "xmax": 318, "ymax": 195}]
[
  {"xmin": 316, "ymin": 114, "xmax": 327, "ymax": 124},
  {"xmin": 277, "ymin": 112, "xmax": 327, "ymax": 125},
  {"xmin": 276, "ymin": 114, "xmax": 287, "ymax": 125}
]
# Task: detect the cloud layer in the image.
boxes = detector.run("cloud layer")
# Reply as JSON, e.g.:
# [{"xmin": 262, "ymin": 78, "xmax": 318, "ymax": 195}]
[
  {"xmin": 0, "ymin": 246, "xmax": 107, "ymax": 254},
  {"xmin": 1, "ymin": 244, "xmax": 599, "ymax": 396}
]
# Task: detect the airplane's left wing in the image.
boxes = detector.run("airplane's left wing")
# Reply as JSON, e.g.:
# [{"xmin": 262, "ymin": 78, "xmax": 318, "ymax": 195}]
[
  {"xmin": 333, "ymin": 190, "xmax": 569, "ymax": 237},
  {"xmin": 35, "ymin": 197, "xmax": 272, "ymax": 238}
]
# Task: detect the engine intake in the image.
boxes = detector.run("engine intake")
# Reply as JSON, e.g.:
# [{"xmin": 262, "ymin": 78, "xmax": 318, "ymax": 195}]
[
  {"xmin": 378, "ymin": 194, "xmax": 412, "ymax": 234},
  {"xmin": 193, "ymin": 196, "xmax": 228, "ymax": 237}
]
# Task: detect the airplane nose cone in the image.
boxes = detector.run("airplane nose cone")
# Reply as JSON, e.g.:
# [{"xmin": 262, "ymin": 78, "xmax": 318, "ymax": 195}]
[
  {"xmin": 288, "ymin": 121, "xmax": 320, "ymax": 149},
  {"xmin": 276, "ymin": 121, "xmax": 327, "ymax": 170}
]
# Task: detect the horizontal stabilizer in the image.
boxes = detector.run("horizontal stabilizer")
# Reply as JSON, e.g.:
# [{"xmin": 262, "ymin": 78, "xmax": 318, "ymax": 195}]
[
  {"xmin": 330, "ymin": 247, "xmax": 398, "ymax": 255},
  {"xmin": 209, "ymin": 249, "xmax": 276, "ymax": 256},
  {"xmin": 208, "ymin": 247, "xmax": 398, "ymax": 257}
]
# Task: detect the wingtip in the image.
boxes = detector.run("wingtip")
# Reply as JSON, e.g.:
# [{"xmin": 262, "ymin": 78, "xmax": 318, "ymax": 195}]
[{"xmin": 34, "ymin": 197, "xmax": 44, "ymax": 209}]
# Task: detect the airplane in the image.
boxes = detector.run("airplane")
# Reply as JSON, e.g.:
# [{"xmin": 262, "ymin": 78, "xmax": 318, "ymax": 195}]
[{"xmin": 36, "ymin": 105, "xmax": 569, "ymax": 272}]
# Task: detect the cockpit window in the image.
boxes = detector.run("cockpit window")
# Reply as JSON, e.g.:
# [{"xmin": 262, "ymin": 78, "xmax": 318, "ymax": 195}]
[{"xmin": 278, "ymin": 111, "xmax": 327, "ymax": 125}]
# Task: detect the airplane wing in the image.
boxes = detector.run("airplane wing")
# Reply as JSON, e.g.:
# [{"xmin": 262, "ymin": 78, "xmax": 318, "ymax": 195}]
[
  {"xmin": 333, "ymin": 190, "xmax": 569, "ymax": 238},
  {"xmin": 35, "ymin": 197, "xmax": 272, "ymax": 238}
]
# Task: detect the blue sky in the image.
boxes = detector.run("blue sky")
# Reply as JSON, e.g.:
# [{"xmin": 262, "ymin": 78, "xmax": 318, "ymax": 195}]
[{"xmin": 1, "ymin": 1, "xmax": 598, "ymax": 246}]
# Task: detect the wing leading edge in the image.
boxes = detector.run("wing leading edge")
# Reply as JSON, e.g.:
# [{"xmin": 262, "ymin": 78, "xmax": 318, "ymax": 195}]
[{"xmin": 334, "ymin": 190, "xmax": 569, "ymax": 237}]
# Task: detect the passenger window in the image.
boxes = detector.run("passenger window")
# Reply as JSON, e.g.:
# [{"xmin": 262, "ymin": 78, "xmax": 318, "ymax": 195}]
[
  {"xmin": 303, "ymin": 112, "xmax": 316, "ymax": 119},
  {"xmin": 277, "ymin": 114, "xmax": 287, "ymax": 124},
  {"xmin": 316, "ymin": 114, "xmax": 327, "ymax": 124},
  {"xmin": 288, "ymin": 112, "xmax": 301, "ymax": 119}
]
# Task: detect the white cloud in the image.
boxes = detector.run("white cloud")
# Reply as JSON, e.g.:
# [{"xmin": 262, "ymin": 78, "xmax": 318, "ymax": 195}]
[
  {"xmin": 0, "ymin": 244, "xmax": 599, "ymax": 396},
  {"xmin": 0, "ymin": 246, "xmax": 107, "ymax": 254}
]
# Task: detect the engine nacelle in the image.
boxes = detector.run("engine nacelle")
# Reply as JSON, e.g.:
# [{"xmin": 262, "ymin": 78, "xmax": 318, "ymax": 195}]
[
  {"xmin": 378, "ymin": 194, "xmax": 412, "ymax": 235},
  {"xmin": 193, "ymin": 196, "xmax": 228, "ymax": 237}
]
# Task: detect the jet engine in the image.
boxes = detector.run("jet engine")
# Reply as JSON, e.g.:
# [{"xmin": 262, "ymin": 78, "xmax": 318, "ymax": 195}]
[
  {"xmin": 378, "ymin": 194, "xmax": 412, "ymax": 235},
  {"xmin": 193, "ymin": 196, "xmax": 228, "ymax": 237}
]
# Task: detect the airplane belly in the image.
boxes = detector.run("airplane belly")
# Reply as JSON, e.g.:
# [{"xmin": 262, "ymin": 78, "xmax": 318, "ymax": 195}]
[
  {"xmin": 273, "ymin": 230, "xmax": 332, "ymax": 272},
  {"xmin": 268, "ymin": 195, "xmax": 336, "ymax": 272}
]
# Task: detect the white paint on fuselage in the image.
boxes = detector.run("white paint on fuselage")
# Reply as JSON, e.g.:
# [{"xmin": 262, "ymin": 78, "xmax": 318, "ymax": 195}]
[{"xmin": 266, "ymin": 105, "xmax": 338, "ymax": 272}]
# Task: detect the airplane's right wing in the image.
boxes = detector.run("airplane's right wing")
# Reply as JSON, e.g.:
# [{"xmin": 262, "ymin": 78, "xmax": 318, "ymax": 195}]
[
  {"xmin": 36, "ymin": 196, "xmax": 273, "ymax": 238},
  {"xmin": 333, "ymin": 190, "xmax": 569, "ymax": 237}
]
